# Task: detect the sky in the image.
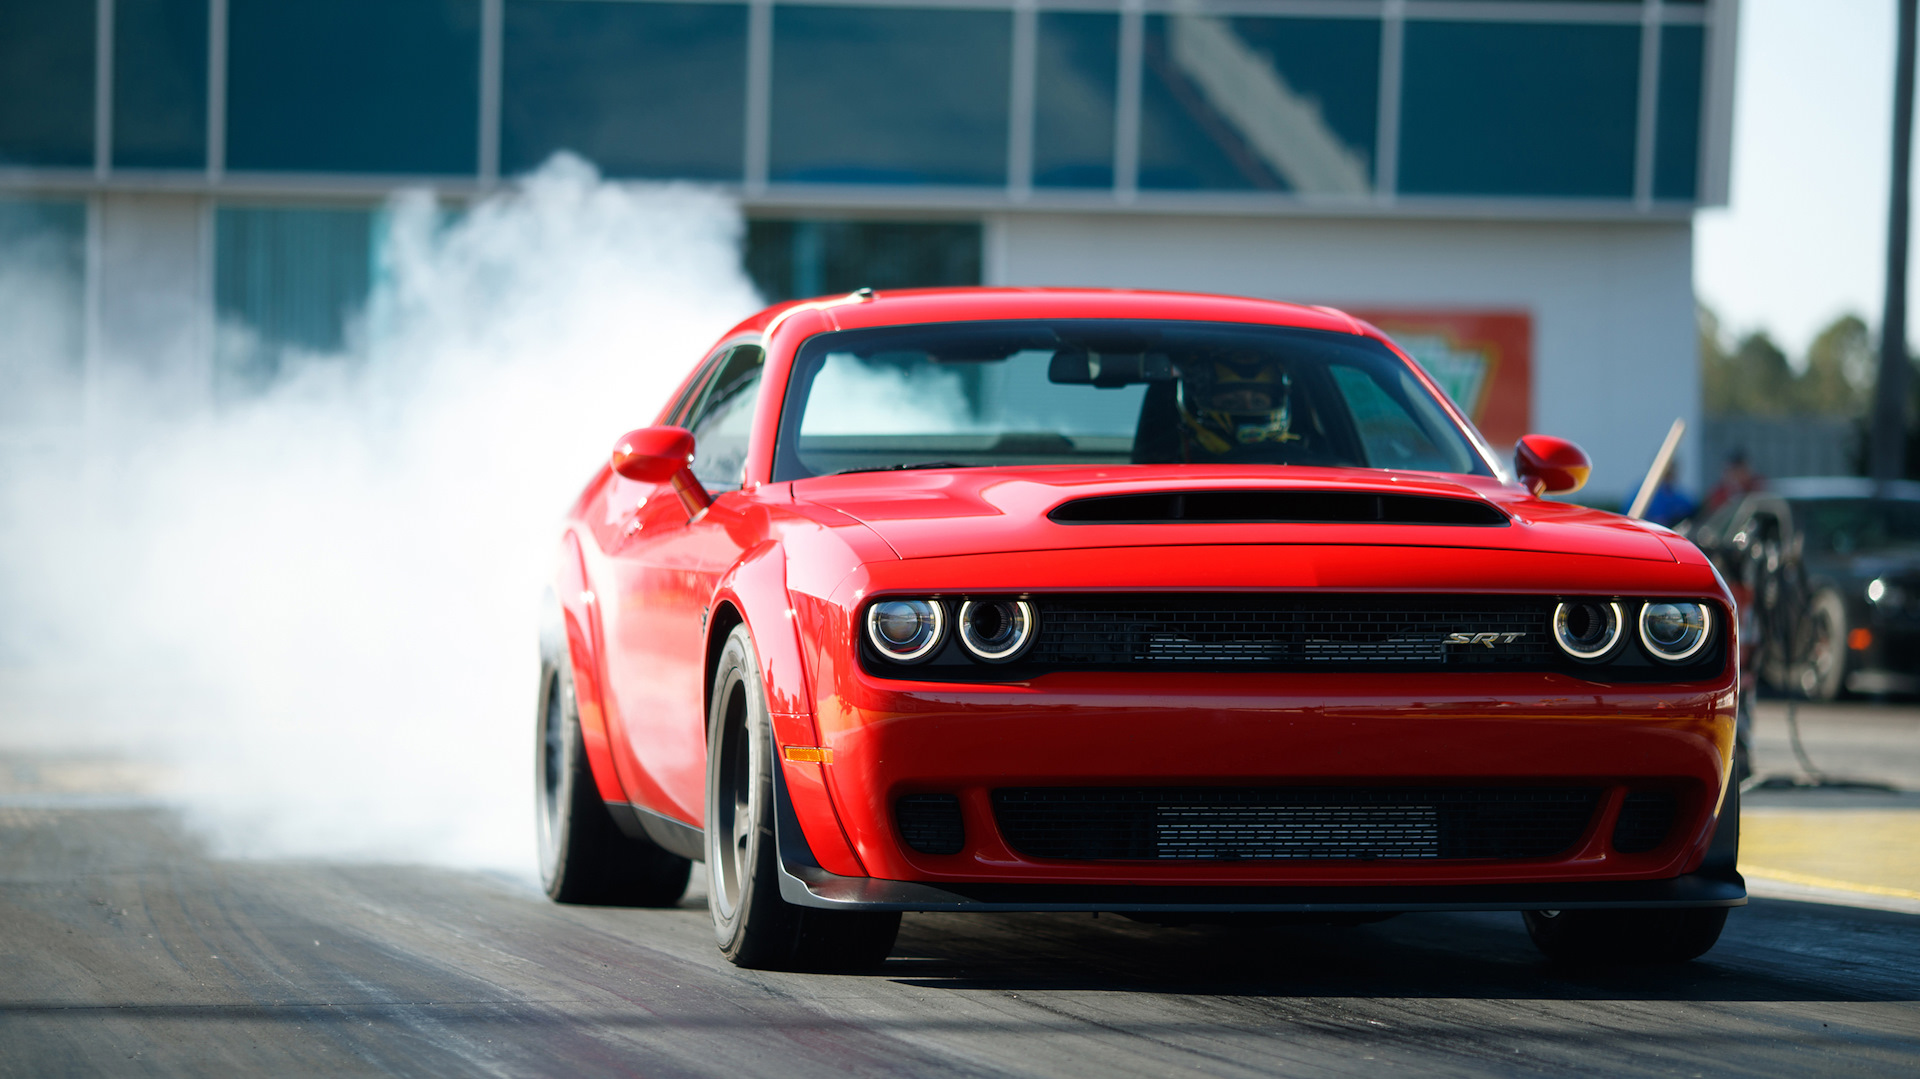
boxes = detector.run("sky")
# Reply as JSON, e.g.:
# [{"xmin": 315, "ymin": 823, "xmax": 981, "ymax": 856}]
[{"xmin": 1694, "ymin": 0, "xmax": 1904, "ymax": 359}]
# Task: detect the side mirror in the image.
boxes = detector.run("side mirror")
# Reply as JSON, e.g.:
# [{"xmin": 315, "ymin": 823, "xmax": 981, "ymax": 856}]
[
  {"xmin": 611, "ymin": 426, "xmax": 712, "ymax": 516},
  {"xmin": 1514, "ymin": 434, "xmax": 1591, "ymax": 496}
]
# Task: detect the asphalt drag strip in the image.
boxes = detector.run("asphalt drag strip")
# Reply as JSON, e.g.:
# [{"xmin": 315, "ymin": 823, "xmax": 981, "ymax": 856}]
[{"xmin": 2, "ymin": 802, "xmax": 1917, "ymax": 1078}]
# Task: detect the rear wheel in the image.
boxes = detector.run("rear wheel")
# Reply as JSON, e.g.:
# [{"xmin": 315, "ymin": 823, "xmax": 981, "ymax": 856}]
[
  {"xmin": 706, "ymin": 624, "xmax": 899, "ymax": 971},
  {"xmin": 1796, "ymin": 589, "xmax": 1850, "ymax": 702},
  {"xmin": 1522, "ymin": 907, "xmax": 1728, "ymax": 965},
  {"xmin": 535, "ymin": 625, "xmax": 691, "ymax": 906}
]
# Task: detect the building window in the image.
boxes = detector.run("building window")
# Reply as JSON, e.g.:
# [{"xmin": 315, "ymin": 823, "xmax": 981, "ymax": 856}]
[
  {"xmin": 226, "ymin": 0, "xmax": 480, "ymax": 175},
  {"xmin": 503, "ymin": 0, "xmax": 747, "ymax": 181},
  {"xmin": 770, "ymin": 6, "xmax": 1010, "ymax": 186},
  {"xmin": 1398, "ymin": 21, "xmax": 1641, "ymax": 200},
  {"xmin": 214, "ymin": 206, "xmax": 373, "ymax": 398},
  {"xmin": 745, "ymin": 220, "xmax": 981, "ymax": 302},
  {"xmin": 1655, "ymin": 24, "xmax": 1707, "ymax": 202},
  {"xmin": 1138, "ymin": 15, "xmax": 1378, "ymax": 194},
  {"xmin": 1033, "ymin": 12, "xmax": 1119, "ymax": 190},
  {"xmin": 0, "ymin": 0, "xmax": 95, "ymax": 168},
  {"xmin": 113, "ymin": 0, "xmax": 209, "ymax": 170},
  {"xmin": 0, "ymin": 200, "xmax": 87, "ymax": 425}
]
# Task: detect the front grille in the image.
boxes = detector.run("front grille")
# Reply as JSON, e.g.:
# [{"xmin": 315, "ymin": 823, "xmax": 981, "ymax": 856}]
[
  {"xmin": 1611, "ymin": 791, "xmax": 1678, "ymax": 853},
  {"xmin": 993, "ymin": 786, "xmax": 1600, "ymax": 862},
  {"xmin": 896, "ymin": 794, "xmax": 965, "ymax": 855},
  {"xmin": 1032, "ymin": 594, "xmax": 1550, "ymax": 671}
]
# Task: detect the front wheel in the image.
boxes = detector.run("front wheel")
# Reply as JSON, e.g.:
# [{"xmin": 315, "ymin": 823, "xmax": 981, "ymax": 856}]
[
  {"xmin": 1796, "ymin": 589, "xmax": 1850, "ymax": 702},
  {"xmin": 1522, "ymin": 907, "xmax": 1728, "ymax": 965},
  {"xmin": 706, "ymin": 624, "xmax": 899, "ymax": 971}
]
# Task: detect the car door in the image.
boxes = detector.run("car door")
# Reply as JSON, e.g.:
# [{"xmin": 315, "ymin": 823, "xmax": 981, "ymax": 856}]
[{"xmin": 602, "ymin": 344, "xmax": 768, "ymax": 825}]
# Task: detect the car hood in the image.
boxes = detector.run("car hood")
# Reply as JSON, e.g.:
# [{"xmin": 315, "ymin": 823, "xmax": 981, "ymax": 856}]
[{"xmin": 789, "ymin": 466, "xmax": 1678, "ymax": 563}]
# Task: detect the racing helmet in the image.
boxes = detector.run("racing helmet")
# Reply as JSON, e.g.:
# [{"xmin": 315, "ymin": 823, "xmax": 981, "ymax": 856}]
[{"xmin": 1175, "ymin": 349, "xmax": 1299, "ymax": 455}]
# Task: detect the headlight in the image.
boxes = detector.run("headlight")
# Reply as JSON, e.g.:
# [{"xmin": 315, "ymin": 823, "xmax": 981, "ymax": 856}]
[
  {"xmin": 866, "ymin": 599, "xmax": 945, "ymax": 662},
  {"xmin": 1639, "ymin": 601, "xmax": 1711, "ymax": 662},
  {"xmin": 1553, "ymin": 600, "xmax": 1624, "ymax": 661},
  {"xmin": 957, "ymin": 599, "xmax": 1036, "ymax": 662}
]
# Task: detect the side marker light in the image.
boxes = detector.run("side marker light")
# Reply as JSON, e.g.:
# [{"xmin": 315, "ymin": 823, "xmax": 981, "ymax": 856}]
[
  {"xmin": 782, "ymin": 746, "xmax": 833, "ymax": 763},
  {"xmin": 1849, "ymin": 628, "xmax": 1873, "ymax": 651}
]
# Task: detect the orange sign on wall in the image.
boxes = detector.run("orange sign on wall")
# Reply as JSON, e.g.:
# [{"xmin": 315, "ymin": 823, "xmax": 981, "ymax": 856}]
[{"xmin": 1345, "ymin": 310, "xmax": 1532, "ymax": 453}]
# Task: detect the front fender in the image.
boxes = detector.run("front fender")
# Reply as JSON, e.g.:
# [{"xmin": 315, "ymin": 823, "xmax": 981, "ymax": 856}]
[
  {"xmin": 553, "ymin": 529, "xmax": 624, "ymax": 803},
  {"xmin": 713, "ymin": 541, "xmax": 868, "ymax": 878}
]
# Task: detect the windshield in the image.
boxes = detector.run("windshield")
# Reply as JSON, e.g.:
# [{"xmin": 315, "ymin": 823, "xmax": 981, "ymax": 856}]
[
  {"xmin": 1794, "ymin": 498, "xmax": 1920, "ymax": 555},
  {"xmin": 772, "ymin": 320, "xmax": 1488, "ymax": 480}
]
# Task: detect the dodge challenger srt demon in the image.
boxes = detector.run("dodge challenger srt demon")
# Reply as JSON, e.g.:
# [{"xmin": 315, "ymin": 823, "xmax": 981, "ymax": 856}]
[{"xmin": 536, "ymin": 288, "xmax": 1742, "ymax": 971}]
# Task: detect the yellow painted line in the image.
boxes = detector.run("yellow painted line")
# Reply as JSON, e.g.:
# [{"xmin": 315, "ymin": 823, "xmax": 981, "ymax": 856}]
[
  {"xmin": 1740, "ymin": 864, "xmax": 1920, "ymax": 903},
  {"xmin": 1740, "ymin": 809, "xmax": 1920, "ymax": 898}
]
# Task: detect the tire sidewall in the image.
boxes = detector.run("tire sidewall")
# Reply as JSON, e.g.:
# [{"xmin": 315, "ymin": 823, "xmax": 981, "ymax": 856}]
[
  {"xmin": 535, "ymin": 650, "xmax": 583, "ymax": 898},
  {"xmin": 706, "ymin": 626, "xmax": 782, "ymax": 957}
]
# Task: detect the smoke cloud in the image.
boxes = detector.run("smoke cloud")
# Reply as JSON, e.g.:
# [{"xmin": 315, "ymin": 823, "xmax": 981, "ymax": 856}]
[{"xmin": 0, "ymin": 156, "xmax": 762, "ymax": 872}]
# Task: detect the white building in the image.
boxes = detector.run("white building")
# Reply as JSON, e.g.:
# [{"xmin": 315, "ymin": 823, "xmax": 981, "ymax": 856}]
[{"xmin": 0, "ymin": 0, "xmax": 1737, "ymax": 501}]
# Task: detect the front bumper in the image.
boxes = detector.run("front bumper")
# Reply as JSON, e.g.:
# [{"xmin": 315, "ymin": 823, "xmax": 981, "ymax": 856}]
[{"xmin": 771, "ymin": 729, "xmax": 1747, "ymax": 912}]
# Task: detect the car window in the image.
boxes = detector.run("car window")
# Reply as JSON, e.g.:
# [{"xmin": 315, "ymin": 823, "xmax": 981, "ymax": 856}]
[
  {"xmin": 687, "ymin": 345, "xmax": 765, "ymax": 490},
  {"xmin": 1328, "ymin": 364, "xmax": 1469, "ymax": 472},
  {"xmin": 1792, "ymin": 498, "xmax": 1920, "ymax": 555},
  {"xmin": 772, "ymin": 320, "xmax": 1488, "ymax": 480}
]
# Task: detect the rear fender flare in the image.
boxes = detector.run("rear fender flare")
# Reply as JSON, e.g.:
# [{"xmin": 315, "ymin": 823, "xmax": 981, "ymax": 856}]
[{"xmin": 552, "ymin": 529, "xmax": 624, "ymax": 803}]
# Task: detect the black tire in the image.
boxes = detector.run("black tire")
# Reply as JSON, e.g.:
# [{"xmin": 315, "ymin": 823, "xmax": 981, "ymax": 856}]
[
  {"xmin": 535, "ymin": 613, "xmax": 691, "ymax": 906},
  {"xmin": 1796, "ymin": 589, "xmax": 1849, "ymax": 702},
  {"xmin": 1522, "ymin": 907, "xmax": 1729, "ymax": 965},
  {"xmin": 706, "ymin": 624, "xmax": 899, "ymax": 971}
]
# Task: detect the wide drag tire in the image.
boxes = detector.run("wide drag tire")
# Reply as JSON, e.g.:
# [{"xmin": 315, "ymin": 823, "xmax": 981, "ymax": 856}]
[
  {"xmin": 535, "ymin": 613, "xmax": 691, "ymax": 907},
  {"xmin": 1522, "ymin": 907, "xmax": 1729, "ymax": 965},
  {"xmin": 706, "ymin": 624, "xmax": 899, "ymax": 971}
]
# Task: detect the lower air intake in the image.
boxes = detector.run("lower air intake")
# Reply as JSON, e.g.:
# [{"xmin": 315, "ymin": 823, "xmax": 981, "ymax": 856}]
[
  {"xmin": 896, "ymin": 794, "xmax": 966, "ymax": 855},
  {"xmin": 1611, "ymin": 790, "xmax": 1678, "ymax": 853},
  {"xmin": 992, "ymin": 786, "xmax": 1600, "ymax": 862}
]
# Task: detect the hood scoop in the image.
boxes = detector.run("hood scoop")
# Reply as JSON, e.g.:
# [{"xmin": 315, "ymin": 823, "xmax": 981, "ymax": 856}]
[{"xmin": 1048, "ymin": 490, "xmax": 1508, "ymax": 527}]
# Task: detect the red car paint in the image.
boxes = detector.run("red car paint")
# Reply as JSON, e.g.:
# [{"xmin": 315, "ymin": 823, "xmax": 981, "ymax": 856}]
[{"xmin": 553, "ymin": 288, "xmax": 1738, "ymax": 894}]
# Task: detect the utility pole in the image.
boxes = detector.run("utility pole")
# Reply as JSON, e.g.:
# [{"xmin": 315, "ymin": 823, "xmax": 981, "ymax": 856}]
[{"xmin": 1872, "ymin": 0, "xmax": 1918, "ymax": 481}]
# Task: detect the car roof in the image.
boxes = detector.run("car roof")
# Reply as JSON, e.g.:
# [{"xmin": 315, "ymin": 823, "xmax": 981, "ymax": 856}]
[
  {"xmin": 723, "ymin": 287, "xmax": 1374, "ymax": 341},
  {"xmin": 1765, "ymin": 477, "xmax": 1920, "ymax": 502}
]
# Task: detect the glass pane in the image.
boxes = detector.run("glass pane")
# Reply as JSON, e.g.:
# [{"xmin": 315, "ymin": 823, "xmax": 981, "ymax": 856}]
[
  {"xmin": 770, "ymin": 6, "xmax": 1010, "ymax": 185},
  {"xmin": 503, "ymin": 0, "xmax": 746, "ymax": 180},
  {"xmin": 1033, "ymin": 12, "xmax": 1117, "ymax": 189},
  {"xmin": 1655, "ymin": 24, "xmax": 1706, "ymax": 201},
  {"xmin": 1139, "ymin": 15, "xmax": 1377, "ymax": 194},
  {"xmin": 0, "ymin": 200, "xmax": 87, "ymax": 424},
  {"xmin": 745, "ymin": 221, "xmax": 980, "ymax": 302},
  {"xmin": 214, "ymin": 206, "xmax": 373, "ymax": 398},
  {"xmin": 772, "ymin": 320, "xmax": 1487, "ymax": 480},
  {"xmin": 1399, "ymin": 21, "xmax": 1639, "ymax": 199},
  {"xmin": 226, "ymin": 0, "xmax": 480, "ymax": 175},
  {"xmin": 114, "ymin": 0, "xmax": 208, "ymax": 169},
  {"xmin": 688, "ymin": 346, "xmax": 764, "ymax": 490},
  {"xmin": 0, "ymin": 0, "xmax": 94, "ymax": 167}
]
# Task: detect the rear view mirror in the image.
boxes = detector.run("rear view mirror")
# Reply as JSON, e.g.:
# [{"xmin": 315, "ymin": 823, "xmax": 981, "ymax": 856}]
[
  {"xmin": 1514, "ymin": 434, "xmax": 1592, "ymax": 496},
  {"xmin": 611, "ymin": 426, "xmax": 712, "ymax": 516},
  {"xmin": 1047, "ymin": 349, "xmax": 1175, "ymax": 387}
]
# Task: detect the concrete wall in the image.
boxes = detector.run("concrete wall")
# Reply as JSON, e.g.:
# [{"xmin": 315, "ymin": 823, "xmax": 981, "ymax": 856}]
[{"xmin": 985, "ymin": 213, "xmax": 1700, "ymax": 502}]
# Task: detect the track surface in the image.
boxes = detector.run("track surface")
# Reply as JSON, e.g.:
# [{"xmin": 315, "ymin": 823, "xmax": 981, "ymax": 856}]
[{"xmin": 3, "ymin": 800, "xmax": 1917, "ymax": 1078}]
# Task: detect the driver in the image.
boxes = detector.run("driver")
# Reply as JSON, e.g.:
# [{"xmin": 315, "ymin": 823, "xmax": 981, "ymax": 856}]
[{"xmin": 1174, "ymin": 348, "xmax": 1302, "ymax": 460}]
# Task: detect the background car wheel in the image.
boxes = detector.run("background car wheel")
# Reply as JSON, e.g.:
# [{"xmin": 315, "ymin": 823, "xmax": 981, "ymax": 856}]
[
  {"xmin": 706, "ymin": 624, "xmax": 900, "ymax": 972},
  {"xmin": 1795, "ymin": 589, "xmax": 1850, "ymax": 702},
  {"xmin": 1521, "ymin": 908, "xmax": 1728, "ymax": 965},
  {"xmin": 535, "ymin": 620, "xmax": 691, "ymax": 906}
]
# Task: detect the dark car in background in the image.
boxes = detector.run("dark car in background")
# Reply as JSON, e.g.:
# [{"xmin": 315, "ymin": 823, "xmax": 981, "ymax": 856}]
[{"xmin": 1692, "ymin": 478, "xmax": 1920, "ymax": 700}]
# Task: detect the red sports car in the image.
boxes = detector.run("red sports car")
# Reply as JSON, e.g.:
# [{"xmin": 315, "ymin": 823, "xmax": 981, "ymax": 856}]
[{"xmin": 535, "ymin": 288, "xmax": 1741, "ymax": 971}]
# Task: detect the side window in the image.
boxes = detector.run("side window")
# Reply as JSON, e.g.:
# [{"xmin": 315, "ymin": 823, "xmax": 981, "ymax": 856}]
[
  {"xmin": 686, "ymin": 345, "xmax": 766, "ymax": 490},
  {"xmin": 667, "ymin": 351, "xmax": 729, "ymax": 428}
]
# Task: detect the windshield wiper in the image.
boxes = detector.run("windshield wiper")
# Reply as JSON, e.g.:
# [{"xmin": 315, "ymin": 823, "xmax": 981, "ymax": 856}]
[{"xmin": 835, "ymin": 461, "xmax": 976, "ymax": 476}]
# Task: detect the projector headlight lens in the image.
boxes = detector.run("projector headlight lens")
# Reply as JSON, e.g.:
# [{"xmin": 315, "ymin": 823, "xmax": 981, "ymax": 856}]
[
  {"xmin": 866, "ymin": 599, "xmax": 944, "ymax": 662},
  {"xmin": 957, "ymin": 599, "xmax": 1036, "ymax": 662},
  {"xmin": 1553, "ymin": 600, "xmax": 1624, "ymax": 661},
  {"xmin": 1639, "ymin": 601, "xmax": 1711, "ymax": 662}
]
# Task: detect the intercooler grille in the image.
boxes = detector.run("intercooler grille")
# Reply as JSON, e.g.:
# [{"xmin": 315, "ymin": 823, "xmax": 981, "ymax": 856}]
[
  {"xmin": 1031, "ymin": 594, "xmax": 1551, "ymax": 671},
  {"xmin": 992, "ymin": 786, "xmax": 1601, "ymax": 862}
]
